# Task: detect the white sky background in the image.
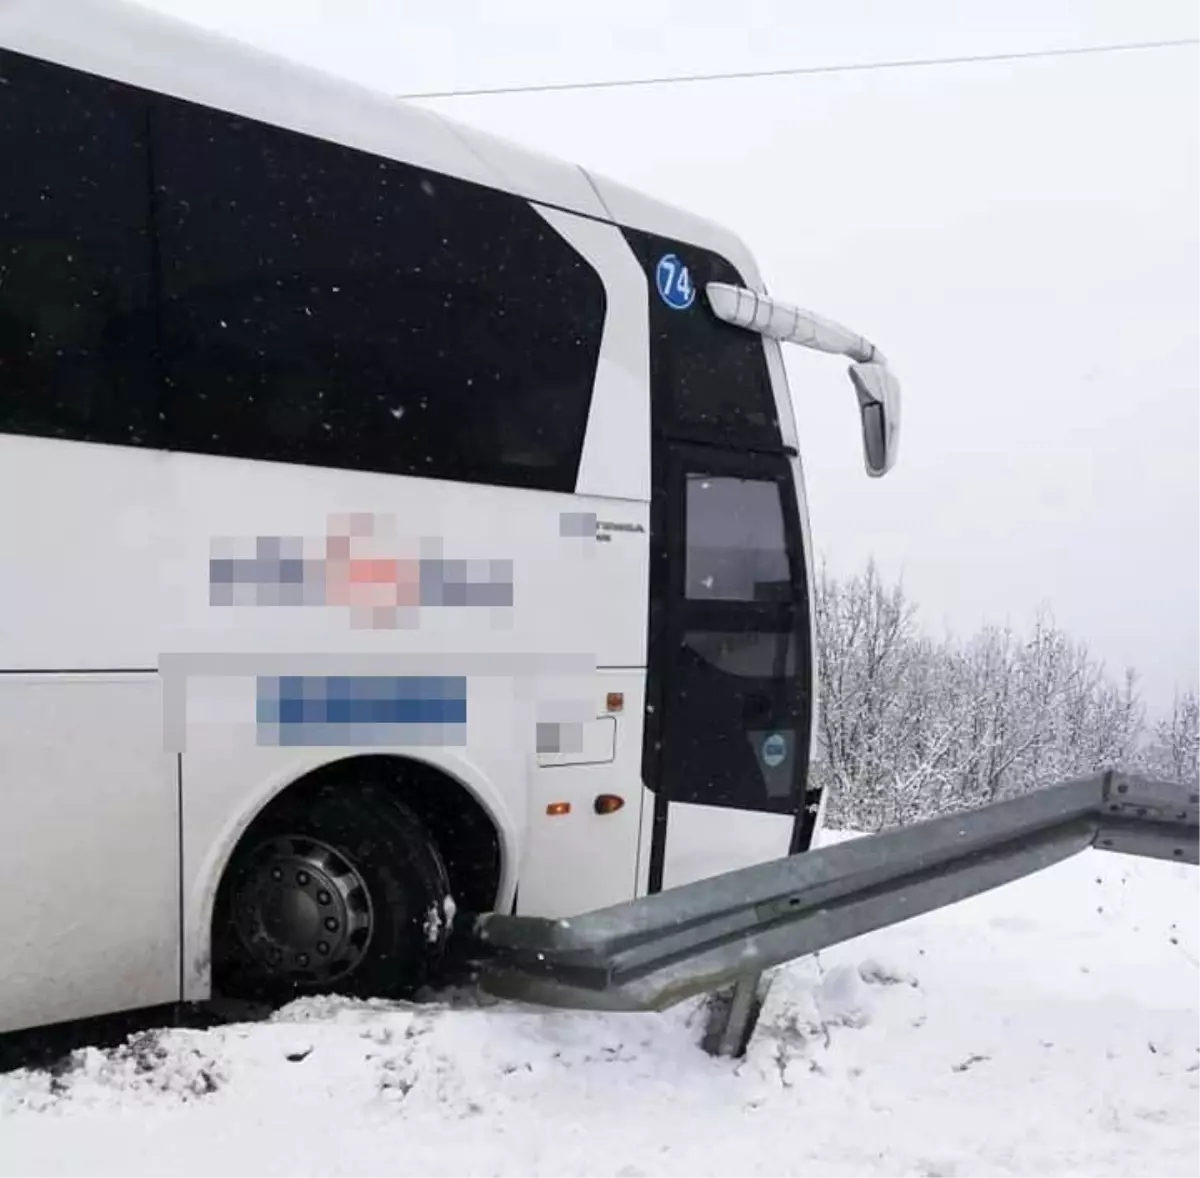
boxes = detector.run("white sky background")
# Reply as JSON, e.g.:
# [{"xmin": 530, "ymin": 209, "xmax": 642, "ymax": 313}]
[{"xmin": 140, "ymin": 0, "xmax": 1200, "ymax": 714}]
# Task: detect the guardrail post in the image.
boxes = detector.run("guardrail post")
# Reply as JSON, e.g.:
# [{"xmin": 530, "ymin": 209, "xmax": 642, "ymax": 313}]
[{"xmin": 707, "ymin": 971, "xmax": 763, "ymax": 1058}]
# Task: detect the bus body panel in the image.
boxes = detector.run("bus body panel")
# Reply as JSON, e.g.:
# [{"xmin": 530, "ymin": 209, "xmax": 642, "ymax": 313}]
[
  {"xmin": 659, "ymin": 802, "xmax": 795, "ymax": 893},
  {"xmin": 0, "ymin": 673, "xmax": 178, "ymax": 1034},
  {"xmin": 535, "ymin": 207, "xmax": 652, "ymax": 505},
  {"xmin": 0, "ymin": 438, "xmax": 170, "ymax": 670},
  {"xmin": 0, "ymin": 440, "xmax": 179, "ymax": 1032},
  {"xmin": 0, "ymin": 435, "xmax": 653, "ymax": 1024},
  {"xmin": 585, "ymin": 170, "xmax": 767, "ymax": 298},
  {"xmin": 162, "ymin": 454, "xmax": 651, "ymax": 992},
  {"xmin": 519, "ymin": 670, "xmax": 648, "ymax": 921}
]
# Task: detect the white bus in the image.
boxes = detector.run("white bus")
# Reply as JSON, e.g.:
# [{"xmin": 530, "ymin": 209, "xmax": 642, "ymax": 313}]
[{"xmin": 0, "ymin": 0, "xmax": 899, "ymax": 1035}]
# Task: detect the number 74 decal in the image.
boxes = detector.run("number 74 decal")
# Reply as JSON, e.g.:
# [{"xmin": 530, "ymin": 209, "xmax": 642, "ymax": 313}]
[{"xmin": 655, "ymin": 252, "xmax": 696, "ymax": 311}]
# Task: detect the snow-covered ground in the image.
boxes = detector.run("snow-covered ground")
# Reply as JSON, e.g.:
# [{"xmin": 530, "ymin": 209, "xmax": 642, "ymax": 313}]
[{"xmin": 1, "ymin": 840, "xmax": 1196, "ymax": 1178}]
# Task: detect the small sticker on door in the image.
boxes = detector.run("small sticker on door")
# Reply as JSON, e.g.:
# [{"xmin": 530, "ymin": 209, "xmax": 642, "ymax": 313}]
[{"xmin": 761, "ymin": 732, "xmax": 788, "ymax": 768}]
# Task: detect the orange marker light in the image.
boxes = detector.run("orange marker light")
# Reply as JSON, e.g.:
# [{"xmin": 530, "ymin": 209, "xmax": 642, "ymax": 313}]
[
  {"xmin": 606, "ymin": 692, "xmax": 625, "ymax": 713},
  {"xmin": 594, "ymin": 794, "xmax": 625, "ymax": 815},
  {"xmin": 546, "ymin": 801, "xmax": 571, "ymax": 817}
]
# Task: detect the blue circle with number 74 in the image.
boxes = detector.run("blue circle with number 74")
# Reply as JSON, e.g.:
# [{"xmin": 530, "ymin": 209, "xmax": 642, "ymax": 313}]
[{"xmin": 655, "ymin": 253, "xmax": 696, "ymax": 310}]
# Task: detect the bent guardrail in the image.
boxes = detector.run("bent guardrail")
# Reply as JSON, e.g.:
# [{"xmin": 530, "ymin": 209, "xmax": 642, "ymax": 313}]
[{"xmin": 474, "ymin": 771, "xmax": 1198, "ymax": 1016}]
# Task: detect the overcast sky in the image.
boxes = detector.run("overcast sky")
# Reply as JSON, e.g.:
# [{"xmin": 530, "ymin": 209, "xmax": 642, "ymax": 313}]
[{"xmin": 142, "ymin": 0, "xmax": 1199, "ymax": 714}]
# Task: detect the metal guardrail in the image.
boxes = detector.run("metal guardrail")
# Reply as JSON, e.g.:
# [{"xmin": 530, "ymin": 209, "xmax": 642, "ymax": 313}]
[{"xmin": 475, "ymin": 771, "xmax": 1198, "ymax": 1017}]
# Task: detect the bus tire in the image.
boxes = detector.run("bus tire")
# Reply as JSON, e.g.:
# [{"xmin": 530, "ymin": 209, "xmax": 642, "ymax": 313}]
[{"xmin": 212, "ymin": 781, "xmax": 453, "ymax": 1003}]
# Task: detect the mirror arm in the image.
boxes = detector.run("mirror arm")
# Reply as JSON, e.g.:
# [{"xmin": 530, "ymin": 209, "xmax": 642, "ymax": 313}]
[{"xmin": 705, "ymin": 282, "xmax": 886, "ymax": 366}]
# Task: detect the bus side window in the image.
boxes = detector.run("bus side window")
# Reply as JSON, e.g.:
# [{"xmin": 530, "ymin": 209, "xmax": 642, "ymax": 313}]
[
  {"xmin": 150, "ymin": 99, "xmax": 605, "ymax": 493},
  {"xmin": 0, "ymin": 48, "xmax": 159, "ymax": 449},
  {"xmin": 684, "ymin": 474, "xmax": 793, "ymax": 603}
]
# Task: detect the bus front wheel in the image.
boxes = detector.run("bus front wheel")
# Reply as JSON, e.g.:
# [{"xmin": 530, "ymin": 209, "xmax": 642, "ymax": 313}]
[{"xmin": 212, "ymin": 781, "xmax": 453, "ymax": 1003}]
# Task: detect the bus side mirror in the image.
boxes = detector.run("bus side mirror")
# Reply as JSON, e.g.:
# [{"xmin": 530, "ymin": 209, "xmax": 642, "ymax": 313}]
[{"xmin": 849, "ymin": 362, "xmax": 901, "ymax": 478}]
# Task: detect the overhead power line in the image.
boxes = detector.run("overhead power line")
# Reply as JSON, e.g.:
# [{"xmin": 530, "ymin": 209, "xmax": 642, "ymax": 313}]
[{"xmin": 395, "ymin": 36, "xmax": 1198, "ymax": 101}]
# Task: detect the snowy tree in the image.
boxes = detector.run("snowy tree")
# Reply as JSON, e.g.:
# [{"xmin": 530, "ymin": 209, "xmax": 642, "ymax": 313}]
[
  {"xmin": 813, "ymin": 559, "xmax": 921, "ymax": 828},
  {"xmin": 811, "ymin": 562, "xmax": 1159, "ymax": 831},
  {"xmin": 1138, "ymin": 690, "xmax": 1199, "ymax": 787}
]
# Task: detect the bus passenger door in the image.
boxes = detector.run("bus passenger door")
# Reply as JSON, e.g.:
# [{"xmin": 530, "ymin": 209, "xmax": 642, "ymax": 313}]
[{"xmin": 648, "ymin": 443, "xmax": 811, "ymax": 893}]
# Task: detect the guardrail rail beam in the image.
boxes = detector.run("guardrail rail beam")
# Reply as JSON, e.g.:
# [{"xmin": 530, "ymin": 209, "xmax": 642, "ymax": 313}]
[{"xmin": 473, "ymin": 771, "xmax": 1198, "ymax": 1016}]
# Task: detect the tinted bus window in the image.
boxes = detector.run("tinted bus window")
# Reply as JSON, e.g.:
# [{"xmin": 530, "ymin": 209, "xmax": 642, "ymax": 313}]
[
  {"xmin": 621, "ymin": 228, "xmax": 779, "ymax": 448},
  {"xmin": 685, "ymin": 474, "xmax": 793, "ymax": 602},
  {"xmin": 151, "ymin": 100, "xmax": 606, "ymax": 492},
  {"xmin": 0, "ymin": 49, "xmax": 158, "ymax": 448}
]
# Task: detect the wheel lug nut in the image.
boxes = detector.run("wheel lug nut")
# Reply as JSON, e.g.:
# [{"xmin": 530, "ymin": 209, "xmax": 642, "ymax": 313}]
[
  {"xmin": 296, "ymin": 870, "xmax": 310, "ymax": 886},
  {"xmin": 271, "ymin": 867, "xmax": 283, "ymax": 881},
  {"xmin": 324, "ymin": 917, "xmax": 338, "ymax": 932},
  {"xmin": 297, "ymin": 953, "xmax": 309, "ymax": 966},
  {"xmin": 317, "ymin": 890, "xmax": 331, "ymax": 905},
  {"xmin": 317, "ymin": 941, "xmax": 330, "ymax": 955}
]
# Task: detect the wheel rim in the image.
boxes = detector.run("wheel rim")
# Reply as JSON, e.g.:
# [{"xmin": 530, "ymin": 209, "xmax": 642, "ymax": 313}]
[{"xmin": 231, "ymin": 834, "xmax": 375, "ymax": 986}]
